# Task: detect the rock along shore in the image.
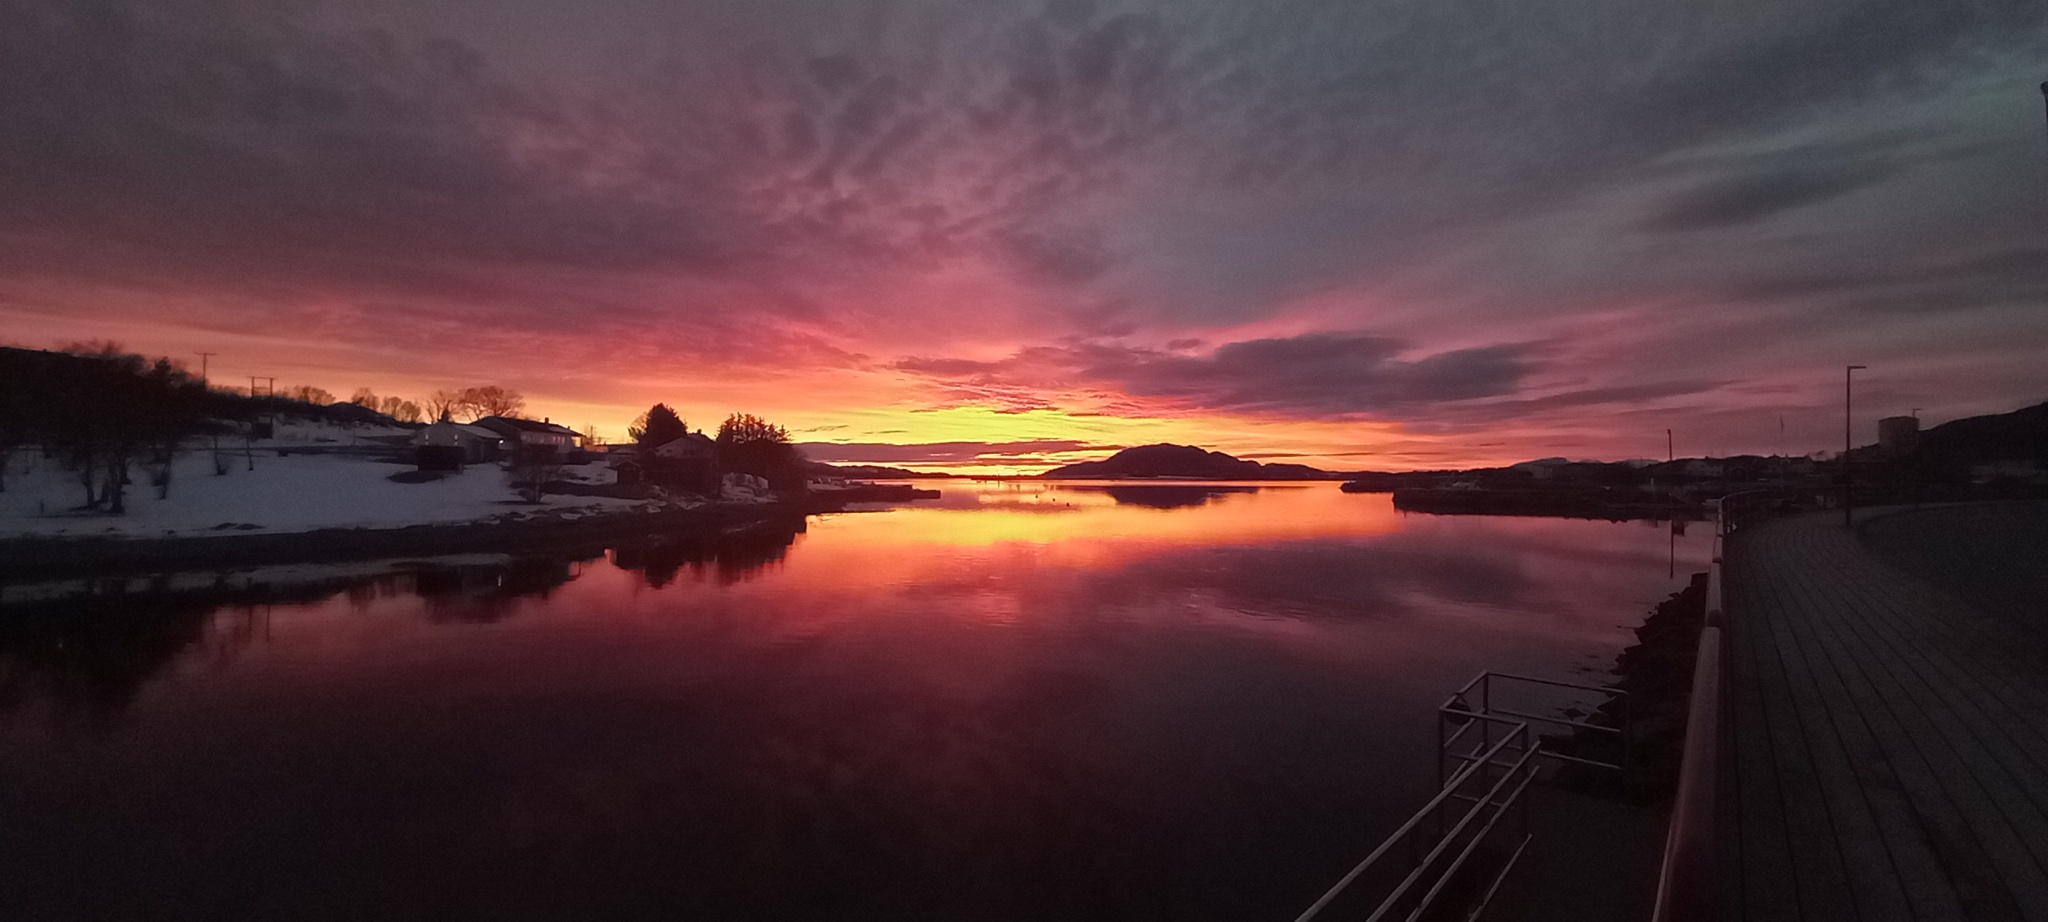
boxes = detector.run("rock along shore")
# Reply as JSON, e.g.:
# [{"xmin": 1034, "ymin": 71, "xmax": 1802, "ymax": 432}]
[{"xmin": 0, "ymin": 502, "xmax": 827, "ymax": 582}]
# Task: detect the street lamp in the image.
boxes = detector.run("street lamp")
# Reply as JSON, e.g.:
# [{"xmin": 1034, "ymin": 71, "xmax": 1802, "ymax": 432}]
[{"xmin": 1845, "ymin": 365, "xmax": 1866, "ymax": 527}]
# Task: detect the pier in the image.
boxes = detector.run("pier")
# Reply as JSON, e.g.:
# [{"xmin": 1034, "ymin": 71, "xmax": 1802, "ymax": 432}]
[{"xmin": 1715, "ymin": 503, "xmax": 2048, "ymax": 920}]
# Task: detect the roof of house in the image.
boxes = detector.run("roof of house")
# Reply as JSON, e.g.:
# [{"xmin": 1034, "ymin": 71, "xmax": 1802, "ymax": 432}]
[
  {"xmin": 651, "ymin": 432, "xmax": 717, "ymax": 457},
  {"xmin": 412, "ymin": 421, "xmax": 507, "ymax": 445},
  {"xmin": 475, "ymin": 416, "xmax": 580, "ymax": 437}
]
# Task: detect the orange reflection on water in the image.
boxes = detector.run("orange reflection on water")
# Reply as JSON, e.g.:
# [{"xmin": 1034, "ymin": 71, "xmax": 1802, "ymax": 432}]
[
  {"xmin": 785, "ymin": 481, "xmax": 1402, "ymax": 586},
  {"xmin": 851, "ymin": 481, "xmax": 1396, "ymax": 543}
]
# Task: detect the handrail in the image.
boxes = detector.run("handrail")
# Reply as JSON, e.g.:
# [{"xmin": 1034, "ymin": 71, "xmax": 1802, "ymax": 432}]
[
  {"xmin": 1295, "ymin": 674, "xmax": 1633, "ymax": 921},
  {"xmin": 1650, "ymin": 497, "xmax": 1736, "ymax": 921},
  {"xmin": 1717, "ymin": 488, "xmax": 1794, "ymax": 539},
  {"xmin": 1294, "ymin": 724, "xmax": 1539, "ymax": 922},
  {"xmin": 1442, "ymin": 672, "xmax": 1632, "ymax": 776},
  {"xmin": 1370, "ymin": 742, "xmax": 1540, "ymax": 922}
]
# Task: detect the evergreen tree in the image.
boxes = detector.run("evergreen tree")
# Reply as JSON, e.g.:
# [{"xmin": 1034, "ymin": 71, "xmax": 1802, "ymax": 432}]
[
  {"xmin": 715, "ymin": 413, "xmax": 804, "ymax": 493},
  {"xmin": 630, "ymin": 403, "xmax": 688, "ymax": 449}
]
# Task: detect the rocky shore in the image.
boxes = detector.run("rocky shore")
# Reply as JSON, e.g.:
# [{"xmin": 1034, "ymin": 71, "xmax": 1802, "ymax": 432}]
[
  {"xmin": 1548, "ymin": 570, "xmax": 1710, "ymax": 802},
  {"xmin": 0, "ymin": 501, "xmax": 823, "ymax": 582}
]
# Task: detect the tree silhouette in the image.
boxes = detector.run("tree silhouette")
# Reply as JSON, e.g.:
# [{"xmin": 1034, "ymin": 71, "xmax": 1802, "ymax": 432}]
[
  {"xmin": 715, "ymin": 413, "xmax": 804, "ymax": 493},
  {"xmin": 3, "ymin": 346, "xmax": 209, "ymax": 512},
  {"xmin": 423, "ymin": 390, "xmax": 462, "ymax": 422},
  {"xmin": 630, "ymin": 403, "xmax": 688, "ymax": 449},
  {"xmin": 459, "ymin": 386, "xmax": 524, "ymax": 420},
  {"xmin": 286, "ymin": 385, "xmax": 334, "ymax": 405},
  {"xmin": 715, "ymin": 413, "xmax": 787, "ymax": 445}
]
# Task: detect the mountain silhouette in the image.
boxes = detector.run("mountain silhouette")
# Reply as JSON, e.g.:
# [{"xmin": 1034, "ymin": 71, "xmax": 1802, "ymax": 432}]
[{"xmin": 1039, "ymin": 444, "xmax": 1331, "ymax": 480}]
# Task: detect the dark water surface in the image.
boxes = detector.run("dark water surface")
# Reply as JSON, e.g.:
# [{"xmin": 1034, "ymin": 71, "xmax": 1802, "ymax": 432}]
[{"xmin": 0, "ymin": 482, "xmax": 1709, "ymax": 921}]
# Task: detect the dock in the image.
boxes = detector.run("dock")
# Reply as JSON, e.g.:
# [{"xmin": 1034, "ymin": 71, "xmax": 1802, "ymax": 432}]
[{"xmin": 1717, "ymin": 505, "xmax": 2048, "ymax": 920}]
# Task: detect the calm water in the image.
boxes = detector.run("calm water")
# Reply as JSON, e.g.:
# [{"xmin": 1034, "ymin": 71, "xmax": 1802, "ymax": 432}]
[{"xmin": 0, "ymin": 482, "xmax": 1709, "ymax": 921}]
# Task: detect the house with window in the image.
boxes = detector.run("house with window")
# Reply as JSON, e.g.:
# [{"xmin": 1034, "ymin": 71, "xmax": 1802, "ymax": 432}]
[
  {"xmin": 473, "ymin": 416, "xmax": 581, "ymax": 456},
  {"xmin": 646, "ymin": 432, "xmax": 721, "ymax": 493},
  {"xmin": 411, "ymin": 419, "xmax": 506, "ymax": 469}
]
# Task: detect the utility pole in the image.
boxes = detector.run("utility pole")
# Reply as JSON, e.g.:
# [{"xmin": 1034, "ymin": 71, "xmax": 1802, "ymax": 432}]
[
  {"xmin": 196, "ymin": 352, "xmax": 215, "ymax": 387},
  {"xmin": 1845, "ymin": 365, "xmax": 1866, "ymax": 528},
  {"xmin": 1666, "ymin": 429, "xmax": 1673, "ymax": 463}
]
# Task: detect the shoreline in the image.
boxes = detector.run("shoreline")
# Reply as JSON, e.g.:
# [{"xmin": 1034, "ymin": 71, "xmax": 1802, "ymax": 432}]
[{"xmin": 0, "ymin": 500, "xmax": 833, "ymax": 582}]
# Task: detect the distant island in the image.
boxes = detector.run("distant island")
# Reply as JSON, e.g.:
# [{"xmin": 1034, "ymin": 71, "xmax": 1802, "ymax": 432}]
[
  {"xmin": 806, "ymin": 461, "xmax": 956, "ymax": 480},
  {"xmin": 1039, "ymin": 443, "xmax": 1338, "ymax": 480},
  {"xmin": 1023, "ymin": 400, "xmax": 2048, "ymax": 520}
]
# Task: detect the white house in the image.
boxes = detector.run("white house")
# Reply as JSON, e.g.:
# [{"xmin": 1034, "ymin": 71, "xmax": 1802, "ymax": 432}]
[{"xmin": 411, "ymin": 420, "xmax": 505, "ymax": 463}]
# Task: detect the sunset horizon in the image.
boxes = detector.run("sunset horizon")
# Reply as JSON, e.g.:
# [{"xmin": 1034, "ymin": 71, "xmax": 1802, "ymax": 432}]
[{"xmin": 7, "ymin": 4, "xmax": 2048, "ymax": 919}]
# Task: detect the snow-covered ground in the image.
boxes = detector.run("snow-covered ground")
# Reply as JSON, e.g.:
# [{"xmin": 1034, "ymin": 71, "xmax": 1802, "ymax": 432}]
[
  {"xmin": 0, "ymin": 447, "xmax": 655, "ymax": 540},
  {"xmin": 267, "ymin": 417, "xmax": 413, "ymax": 447}
]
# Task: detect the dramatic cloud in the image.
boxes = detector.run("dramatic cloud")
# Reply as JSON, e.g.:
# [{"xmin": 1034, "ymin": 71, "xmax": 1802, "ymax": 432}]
[
  {"xmin": 0, "ymin": 0, "xmax": 2043, "ymax": 468},
  {"xmin": 1642, "ymin": 164, "xmax": 1902, "ymax": 232},
  {"xmin": 896, "ymin": 332, "xmax": 1535, "ymax": 419}
]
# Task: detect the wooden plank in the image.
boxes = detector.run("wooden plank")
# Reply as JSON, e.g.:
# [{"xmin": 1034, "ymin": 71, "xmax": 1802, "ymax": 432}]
[
  {"xmin": 1726, "ymin": 529, "xmax": 1859, "ymax": 919},
  {"xmin": 1722, "ymin": 552, "xmax": 1797, "ymax": 922},
  {"xmin": 1803, "ymin": 532, "xmax": 2048, "ymax": 920},
  {"xmin": 1809, "ymin": 565, "xmax": 2048, "ymax": 920},
  {"xmin": 1723, "ymin": 510, "xmax": 2048, "ymax": 921},
  {"xmin": 1767, "ymin": 535, "xmax": 1981, "ymax": 920},
  {"xmin": 1746, "ymin": 533, "xmax": 1920, "ymax": 921}
]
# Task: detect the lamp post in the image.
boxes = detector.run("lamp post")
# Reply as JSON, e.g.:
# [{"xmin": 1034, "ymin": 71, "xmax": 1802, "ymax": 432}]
[{"xmin": 1845, "ymin": 365, "xmax": 1866, "ymax": 527}]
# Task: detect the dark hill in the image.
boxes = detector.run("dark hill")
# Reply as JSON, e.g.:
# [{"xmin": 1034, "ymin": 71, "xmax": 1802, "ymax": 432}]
[
  {"xmin": 0, "ymin": 346, "xmax": 409, "ymax": 429},
  {"xmin": 1913, "ymin": 400, "xmax": 2048, "ymax": 465},
  {"xmin": 1039, "ymin": 443, "xmax": 1333, "ymax": 480}
]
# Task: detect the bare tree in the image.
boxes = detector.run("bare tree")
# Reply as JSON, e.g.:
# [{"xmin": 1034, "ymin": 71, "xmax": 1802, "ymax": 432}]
[
  {"xmin": 423, "ymin": 390, "xmax": 462, "ymax": 422},
  {"xmin": 350, "ymin": 387, "xmax": 380, "ymax": 407},
  {"xmin": 287, "ymin": 385, "xmax": 334, "ymax": 405},
  {"xmin": 460, "ymin": 385, "xmax": 524, "ymax": 420}
]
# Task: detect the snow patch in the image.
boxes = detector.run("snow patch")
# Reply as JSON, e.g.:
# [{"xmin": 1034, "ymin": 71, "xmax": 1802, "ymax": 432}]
[{"xmin": 0, "ymin": 449, "xmax": 646, "ymax": 539}]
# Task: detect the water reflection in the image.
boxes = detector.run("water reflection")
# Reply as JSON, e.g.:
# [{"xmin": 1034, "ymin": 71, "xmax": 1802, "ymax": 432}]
[
  {"xmin": 0, "ymin": 519, "xmax": 812, "ymax": 722},
  {"xmin": 607, "ymin": 519, "xmax": 806, "ymax": 587},
  {"xmin": 0, "ymin": 484, "xmax": 1711, "ymax": 921},
  {"xmin": 1094, "ymin": 484, "xmax": 1258, "ymax": 509}
]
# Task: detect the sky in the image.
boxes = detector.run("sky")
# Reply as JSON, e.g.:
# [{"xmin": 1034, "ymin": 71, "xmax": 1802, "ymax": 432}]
[{"xmin": 2, "ymin": 0, "xmax": 2045, "ymax": 473}]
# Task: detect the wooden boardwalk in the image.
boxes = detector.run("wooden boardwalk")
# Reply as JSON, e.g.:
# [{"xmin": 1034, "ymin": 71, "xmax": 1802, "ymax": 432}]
[{"xmin": 1718, "ymin": 509, "xmax": 2048, "ymax": 921}]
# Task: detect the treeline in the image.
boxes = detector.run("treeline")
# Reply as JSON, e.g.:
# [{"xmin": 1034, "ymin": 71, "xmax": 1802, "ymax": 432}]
[
  {"xmin": 0, "ymin": 344, "xmax": 534, "ymax": 513},
  {"xmin": 628, "ymin": 404, "xmax": 806, "ymax": 491},
  {"xmin": 0, "ymin": 344, "xmax": 224, "ymax": 511},
  {"xmin": 277, "ymin": 384, "xmax": 525, "ymax": 425}
]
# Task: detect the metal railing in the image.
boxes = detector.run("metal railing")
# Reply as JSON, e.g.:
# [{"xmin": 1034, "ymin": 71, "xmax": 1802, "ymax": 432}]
[
  {"xmin": 1440, "ymin": 672, "xmax": 1632, "ymax": 783},
  {"xmin": 1293, "ymin": 673, "xmax": 1630, "ymax": 922},
  {"xmin": 1651, "ymin": 493, "xmax": 1740, "ymax": 922},
  {"xmin": 1293, "ymin": 722, "xmax": 1541, "ymax": 922},
  {"xmin": 1715, "ymin": 488, "xmax": 1793, "ymax": 539}
]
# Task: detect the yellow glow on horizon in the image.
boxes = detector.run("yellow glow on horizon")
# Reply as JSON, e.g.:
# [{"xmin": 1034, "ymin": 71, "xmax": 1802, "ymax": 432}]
[
  {"xmin": 811, "ymin": 482, "xmax": 1403, "ymax": 551},
  {"xmin": 11, "ymin": 305, "xmax": 1551, "ymax": 471}
]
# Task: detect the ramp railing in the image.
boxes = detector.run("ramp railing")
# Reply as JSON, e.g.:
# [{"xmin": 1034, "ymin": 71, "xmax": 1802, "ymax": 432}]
[
  {"xmin": 1294, "ymin": 673, "xmax": 1629, "ymax": 922},
  {"xmin": 1292, "ymin": 722, "xmax": 1540, "ymax": 922}
]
